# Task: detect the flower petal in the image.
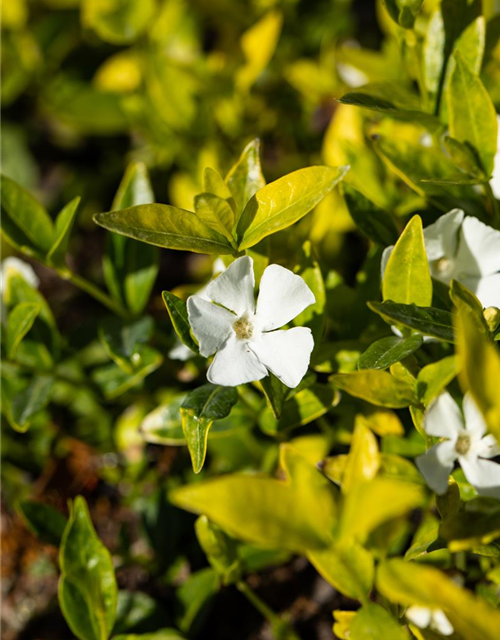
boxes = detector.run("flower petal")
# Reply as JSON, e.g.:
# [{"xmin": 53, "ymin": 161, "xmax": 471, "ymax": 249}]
[
  {"xmin": 187, "ymin": 296, "xmax": 235, "ymax": 357},
  {"xmin": 461, "ymin": 273, "xmax": 500, "ymax": 309},
  {"xmin": 256, "ymin": 264, "xmax": 315, "ymax": 331},
  {"xmin": 423, "ymin": 209, "xmax": 464, "ymax": 261},
  {"xmin": 248, "ymin": 327, "xmax": 314, "ymax": 388},
  {"xmin": 475, "ymin": 435, "xmax": 500, "ymax": 459},
  {"xmin": 416, "ymin": 441, "xmax": 457, "ymax": 494},
  {"xmin": 431, "ymin": 611, "xmax": 454, "ymax": 636},
  {"xmin": 423, "ymin": 392, "xmax": 463, "ymax": 439},
  {"xmin": 459, "ymin": 456, "xmax": 500, "ymax": 499},
  {"xmin": 207, "ymin": 334, "xmax": 268, "ymax": 386},
  {"xmin": 206, "ymin": 255, "xmax": 255, "ymax": 315},
  {"xmin": 406, "ymin": 606, "xmax": 432, "ymax": 629},
  {"xmin": 380, "ymin": 245, "xmax": 393, "ymax": 277},
  {"xmin": 455, "ymin": 216, "xmax": 500, "ymax": 277},
  {"xmin": 463, "ymin": 393, "xmax": 487, "ymax": 438}
]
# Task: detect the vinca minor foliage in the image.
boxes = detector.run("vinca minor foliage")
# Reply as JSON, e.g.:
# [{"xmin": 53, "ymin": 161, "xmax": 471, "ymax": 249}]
[{"xmin": 3, "ymin": 1, "xmax": 500, "ymax": 639}]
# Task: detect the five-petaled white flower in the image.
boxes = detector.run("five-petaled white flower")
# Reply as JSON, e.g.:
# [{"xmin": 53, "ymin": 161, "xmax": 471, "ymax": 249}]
[
  {"xmin": 187, "ymin": 256, "xmax": 315, "ymax": 387},
  {"xmin": 382, "ymin": 209, "xmax": 500, "ymax": 308},
  {"xmin": 406, "ymin": 606, "xmax": 453, "ymax": 636},
  {"xmin": 417, "ymin": 392, "xmax": 500, "ymax": 498},
  {"xmin": 0, "ymin": 257, "xmax": 39, "ymax": 293},
  {"xmin": 490, "ymin": 114, "xmax": 500, "ymax": 200}
]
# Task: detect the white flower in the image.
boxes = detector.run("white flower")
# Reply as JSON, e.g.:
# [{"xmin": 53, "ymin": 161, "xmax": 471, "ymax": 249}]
[
  {"xmin": 382, "ymin": 209, "xmax": 500, "ymax": 308},
  {"xmin": 0, "ymin": 257, "xmax": 39, "ymax": 293},
  {"xmin": 416, "ymin": 392, "xmax": 500, "ymax": 498},
  {"xmin": 187, "ymin": 256, "xmax": 315, "ymax": 387},
  {"xmin": 490, "ymin": 114, "xmax": 500, "ymax": 199},
  {"xmin": 406, "ymin": 606, "xmax": 454, "ymax": 636}
]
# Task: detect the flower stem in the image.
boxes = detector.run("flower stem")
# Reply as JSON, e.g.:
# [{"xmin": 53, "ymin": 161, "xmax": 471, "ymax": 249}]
[{"xmin": 58, "ymin": 268, "xmax": 132, "ymax": 319}]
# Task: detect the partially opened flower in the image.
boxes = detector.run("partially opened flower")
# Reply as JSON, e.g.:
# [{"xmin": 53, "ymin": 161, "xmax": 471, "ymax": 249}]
[
  {"xmin": 490, "ymin": 114, "xmax": 500, "ymax": 199},
  {"xmin": 417, "ymin": 392, "xmax": 500, "ymax": 498},
  {"xmin": 1, "ymin": 257, "xmax": 39, "ymax": 293},
  {"xmin": 406, "ymin": 606, "xmax": 453, "ymax": 636},
  {"xmin": 382, "ymin": 209, "xmax": 500, "ymax": 308},
  {"xmin": 187, "ymin": 256, "xmax": 315, "ymax": 387}
]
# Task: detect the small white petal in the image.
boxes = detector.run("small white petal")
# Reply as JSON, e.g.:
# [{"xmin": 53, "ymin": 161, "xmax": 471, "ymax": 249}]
[
  {"xmin": 256, "ymin": 264, "xmax": 315, "ymax": 331},
  {"xmin": 431, "ymin": 610, "xmax": 454, "ymax": 636},
  {"xmin": 406, "ymin": 606, "xmax": 432, "ymax": 629},
  {"xmin": 461, "ymin": 273, "xmax": 500, "ymax": 309},
  {"xmin": 463, "ymin": 393, "xmax": 487, "ymax": 439},
  {"xmin": 2, "ymin": 257, "xmax": 40, "ymax": 291},
  {"xmin": 416, "ymin": 441, "xmax": 457, "ymax": 495},
  {"xmin": 455, "ymin": 216, "xmax": 500, "ymax": 277},
  {"xmin": 459, "ymin": 456, "xmax": 500, "ymax": 499},
  {"xmin": 207, "ymin": 334, "xmax": 268, "ymax": 386},
  {"xmin": 380, "ymin": 245, "xmax": 393, "ymax": 278},
  {"xmin": 249, "ymin": 327, "xmax": 314, "ymax": 388},
  {"xmin": 475, "ymin": 434, "xmax": 500, "ymax": 459},
  {"xmin": 423, "ymin": 208, "xmax": 464, "ymax": 261},
  {"xmin": 206, "ymin": 255, "xmax": 255, "ymax": 315},
  {"xmin": 168, "ymin": 340, "xmax": 194, "ymax": 361},
  {"xmin": 187, "ymin": 296, "xmax": 234, "ymax": 357},
  {"xmin": 424, "ymin": 392, "xmax": 463, "ymax": 439}
]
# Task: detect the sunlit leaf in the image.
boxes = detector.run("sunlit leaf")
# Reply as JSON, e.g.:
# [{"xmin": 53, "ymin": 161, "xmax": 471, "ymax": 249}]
[
  {"xmin": 358, "ymin": 335, "xmax": 423, "ymax": 370},
  {"xmin": 330, "ymin": 370, "xmax": 416, "ymax": 408}
]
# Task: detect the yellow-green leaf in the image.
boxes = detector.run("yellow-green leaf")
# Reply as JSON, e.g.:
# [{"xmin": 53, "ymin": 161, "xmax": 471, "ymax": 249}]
[
  {"xmin": 342, "ymin": 417, "xmax": 380, "ymax": 494},
  {"xmin": 330, "ymin": 370, "xmax": 416, "ymax": 408}
]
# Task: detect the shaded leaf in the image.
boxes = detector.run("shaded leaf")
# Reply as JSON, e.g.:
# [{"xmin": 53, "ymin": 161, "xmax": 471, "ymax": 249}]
[
  {"xmin": 17, "ymin": 501, "xmax": 67, "ymax": 546},
  {"xmin": 162, "ymin": 291, "xmax": 198, "ymax": 354},
  {"xmin": 6, "ymin": 301, "xmax": 40, "ymax": 358},
  {"xmin": 358, "ymin": 335, "xmax": 423, "ymax": 370},
  {"xmin": 368, "ymin": 300, "xmax": 455, "ymax": 342}
]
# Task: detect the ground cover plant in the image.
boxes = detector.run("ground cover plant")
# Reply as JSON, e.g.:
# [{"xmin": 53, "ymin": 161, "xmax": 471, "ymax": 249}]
[{"xmin": 3, "ymin": 0, "xmax": 500, "ymax": 639}]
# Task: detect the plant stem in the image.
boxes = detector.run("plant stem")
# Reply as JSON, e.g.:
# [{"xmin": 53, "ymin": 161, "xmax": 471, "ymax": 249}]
[
  {"xmin": 59, "ymin": 269, "xmax": 132, "ymax": 319},
  {"xmin": 483, "ymin": 182, "xmax": 500, "ymax": 229}
]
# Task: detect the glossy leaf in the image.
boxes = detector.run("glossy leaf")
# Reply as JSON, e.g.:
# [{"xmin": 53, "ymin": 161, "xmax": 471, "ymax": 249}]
[
  {"xmin": 377, "ymin": 558, "xmax": 500, "ymax": 640},
  {"xmin": 17, "ymin": 501, "xmax": 67, "ymax": 546},
  {"xmin": 308, "ymin": 541, "xmax": 374, "ymax": 601},
  {"xmin": 236, "ymin": 11, "xmax": 283, "ymax": 91},
  {"xmin": 194, "ymin": 193, "xmax": 236, "ymax": 245},
  {"xmin": 59, "ymin": 496, "xmax": 117, "ymax": 640},
  {"xmin": 236, "ymin": 165, "xmax": 349, "ymax": 250},
  {"xmin": 350, "ymin": 603, "xmax": 408, "ymax": 640},
  {"xmin": 162, "ymin": 291, "xmax": 198, "ymax": 354},
  {"xmin": 98, "ymin": 316, "xmax": 154, "ymax": 374},
  {"xmin": 260, "ymin": 373, "xmax": 289, "ymax": 420},
  {"xmin": 383, "ymin": 216, "xmax": 432, "ymax": 307},
  {"xmin": 6, "ymin": 301, "xmax": 40, "ymax": 358},
  {"xmin": 342, "ymin": 418, "xmax": 380, "ymax": 494},
  {"xmin": 181, "ymin": 384, "xmax": 238, "ymax": 473},
  {"xmin": 47, "ymin": 197, "xmax": 80, "ymax": 266},
  {"xmin": 9, "ymin": 375, "xmax": 54, "ymax": 432},
  {"xmin": 342, "ymin": 184, "xmax": 398, "ymax": 246},
  {"xmin": 330, "ymin": 370, "xmax": 416, "ymax": 408},
  {"xmin": 455, "ymin": 308, "xmax": 500, "ymax": 443},
  {"xmin": 1, "ymin": 174, "xmax": 54, "ymax": 253},
  {"xmin": 449, "ymin": 279, "xmax": 489, "ymax": 335},
  {"xmin": 447, "ymin": 53, "xmax": 498, "ymax": 175},
  {"xmin": 357, "ymin": 335, "xmax": 423, "ymax": 370},
  {"xmin": 225, "ymin": 139, "xmax": 266, "ymax": 214},
  {"xmin": 368, "ymin": 300, "xmax": 455, "ymax": 342},
  {"xmin": 203, "ymin": 167, "xmax": 232, "ymax": 201},
  {"xmin": 170, "ymin": 445, "xmax": 338, "ymax": 553},
  {"xmin": 94, "ymin": 204, "xmax": 234, "ymax": 255},
  {"xmin": 415, "ymin": 355, "xmax": 458, "ymax": 406}
]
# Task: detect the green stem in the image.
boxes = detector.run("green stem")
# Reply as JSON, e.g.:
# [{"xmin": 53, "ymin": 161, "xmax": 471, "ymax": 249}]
[
  {"xmin": 59, "ymin": 269, "xmax": 132, "ymax": 319},
  {"xmin": 483, "ymin": 182, "xmax": 500, "ymax": 230}
]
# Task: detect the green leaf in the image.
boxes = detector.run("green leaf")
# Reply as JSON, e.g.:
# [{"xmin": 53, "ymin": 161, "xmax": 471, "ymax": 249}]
[
  {"xmin": 377, "ymin": 558, "xmax": 500, "ymax": 640},
  {"xmin": 195, "ymin": 516, "xmax": 241, "ymax": 585},
  {"xmin": 180, "ymin": 384, "xmax": 238, "ymax": 473},
  {"xmin": 342, "ymin": 418, "xmax": 380, "ymax": 495},
  {"xmin": 162, "ymin": 291, "xmax": 198, "ymax": 354},
  {"xmin": 92, "ymin": 345, "xmax": 163, "ymax": 399},
  {"xmin": 382, "ymin": 0, "xmax": 423, "ymax": 29},
  {"xmin": 170, "ymin": 444, "xmax": 338, "ymax": 553},
  {"xmin": 94, "ymin": 204, "xmax": 234, "ymax": 255},
  {"xmin": 357, "ymin": 335, "xmax": 423, "ymax": 371},
  {"xmin": 203, "ymin": 167, "xmax": 233, "ymax": 201},
  {"xmin": 340, "ymin": 477, "xmax": 425, "ymax": 543},
  {"xmin": 443, "ymin": 136, "xmax": 487, "ymax": 179},
  {"xmin": 104, "ymin": 162, "xmax": 159, "ymax": 315},
  {"xmin": 415, "ymin": 355, "xmax": 458, "ymax": 406},
  {"xmin": 47, "ymin": 197, "xmax": 80, "ymax": 266},
  {"xmin": 113, "ymin": 632, "xmax": 186, "ymax": 640},
  {"xmin": 140, "ymin": 395, "xmax": 185, "ymax": 445},
  {"xmin": 81, "ymin": 0, "xmax": 156, "ymax": 44},
  {"xmin": 59, "ymin": 496, "xmax": 118, "ymax": 640},
  {"xmin": 260, "ymin": 373, "xmax": 289, "ymax": 420},
  {"xmin": 342, "ymin": 184, "xmax": 398, "ymax": 246},
  {"xmin": 17, "ymin": 501, "xmax": 67, "ymax": 546},
  {"xmin": 6, "ymin": 301, "xmax": 40, "ymax": 358},
  {"xmin": 194, "ymin": 193, "xmax": 236, "ymax": 245},
  {"xmin": 308, "ymin": 541, "xmax": 374, "ymax": 601},
  {"xmin": 350, "ymin": 603, "xmax": 408, "ymax": 640},
  {"xmin": 175, "ymin": 568, "xmax": 219, "ymax": 634},
  {"xmin": 383, "ymin": 215, "xmax": 432, "ymax": 307},
  {"xmin": 9, "ymin": 375, "xmax": 54, "ymax": 432},
  {"xmin": 236, "ymin": 11, "xmax": 283, "ymax": 91},
  {"xmin": 225, "ymin": 139, "xmax": 266, "ymax": 214},
  {"xmin": 1, "ymin": 174, "xmax": 54, "ymax": 253},
  {"xmin": 449, "ymin": 279, "xmax": 489, "ymax": 334},
  {"xmin": 236, "ymin": 165, "xmax": 349, "ymax": 250},
  {"xmin": 368, "ymin": 300, "xmax": 455, "ymax": 342},
  {"xmin": 447, "ymin": 53, "xmax": 498, "ymax": 175},
  {"xmin": 293, "ymin": 241, "xmax": 326, "ymax": 342},
  {"xmin": 98, "ymin": 316, "xmax": 154, "ymax": 374},
  {"xmin": 330, "ymin": 370, "xmax": 416, "ymax": 408},
  {"xmin": 439, "ymin": 500, "xmax": 500, "ymax": 552},
  {"xmin": 455, "ymin": 308, "xmax": 500, "ymax": 444}
]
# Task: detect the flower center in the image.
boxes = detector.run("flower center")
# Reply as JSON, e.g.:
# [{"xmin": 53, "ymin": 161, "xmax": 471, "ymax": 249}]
[
  {"xmin": 455, "ymin": 434, "xmax": 471, "ymax": 456},
  {"xmin": 435, "ymin": 257, "xmax": 451, "ymax": 274},
  {"xmin": 233, "ymin": 317, "xmax": 254, "ymax": 341}
]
